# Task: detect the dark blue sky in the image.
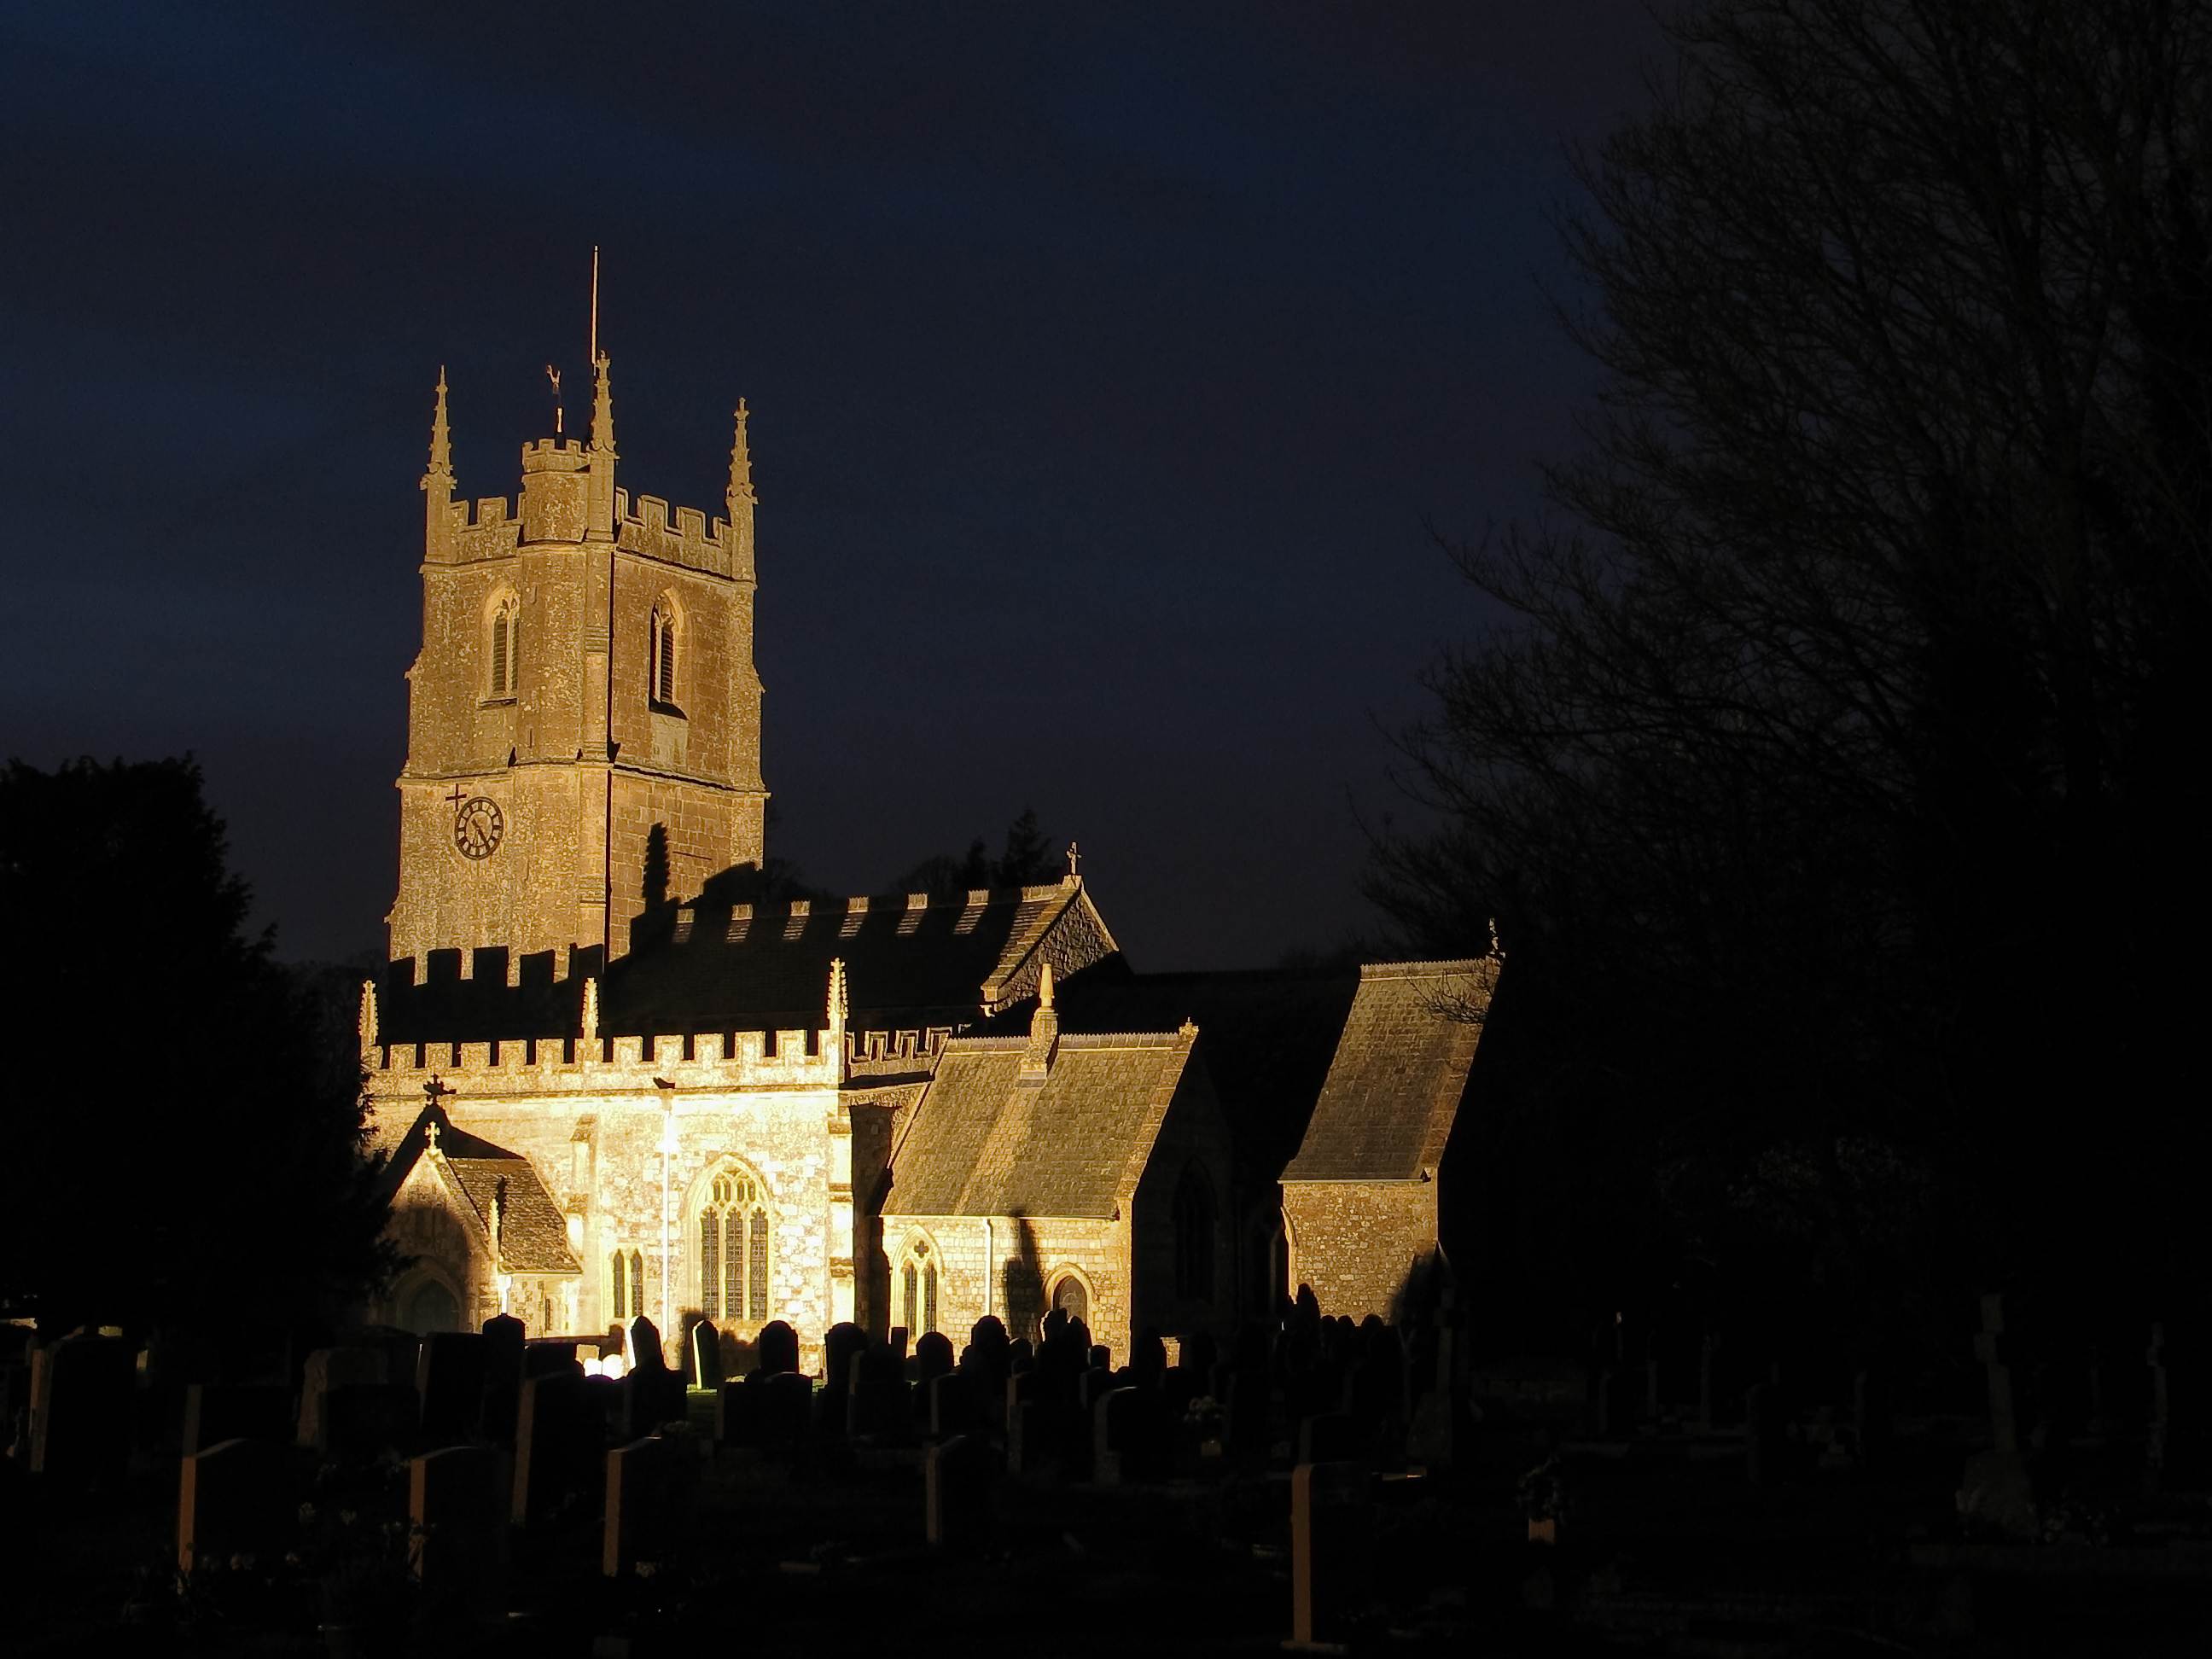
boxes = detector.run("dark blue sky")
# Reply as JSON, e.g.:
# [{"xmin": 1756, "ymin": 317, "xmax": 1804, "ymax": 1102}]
[{"xmin": 1, "ymin": 3, "xmax": 1662, "ymax": 971}]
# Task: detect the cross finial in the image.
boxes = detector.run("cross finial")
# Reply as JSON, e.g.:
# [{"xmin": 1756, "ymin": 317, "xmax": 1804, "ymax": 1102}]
[
  {"xmin": 425, "ymin": 1116, "xmax": 441, "ymax": 1155},
  {"xmin": 1065, "ymin": 842, "xmax": 1082, "ymax": 882}
]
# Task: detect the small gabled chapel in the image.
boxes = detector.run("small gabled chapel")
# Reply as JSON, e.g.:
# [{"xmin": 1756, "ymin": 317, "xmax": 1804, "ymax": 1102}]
[{"xmin": 360, "ymin": 352, "xmax": 1499, "ymax": 1369}]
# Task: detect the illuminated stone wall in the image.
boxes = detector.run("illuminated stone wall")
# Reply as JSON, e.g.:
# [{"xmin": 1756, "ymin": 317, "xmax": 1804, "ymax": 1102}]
[
  {"xmin": 389, "ymin": 381, "xmax": 768, "ymax": 981},
  {"xmin": 1281, "ymin": 1179, "xmax": 1441, "ymax": 1321},
  {"xmin": 366, "ymin": 1027, "xmax": 847, "ymax": 1370}
]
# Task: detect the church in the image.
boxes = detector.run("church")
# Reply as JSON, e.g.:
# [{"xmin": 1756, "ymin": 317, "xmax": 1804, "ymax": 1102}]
[{"xmin": 358, "ymin": 352, "xmax": 1499, "ymax": 1369}]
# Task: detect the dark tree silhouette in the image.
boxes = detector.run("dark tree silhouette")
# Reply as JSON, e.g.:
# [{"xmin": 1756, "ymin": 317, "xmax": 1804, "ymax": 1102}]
[
  {"xmin": 1374, "ymin": 0, "xmax": 2212, "ymax": 1353},
  {"xmin": 887, "ymin": 806, "xmax": 1062, "ymax": 899},
  {"xmin": 0, "ymin": 757, "xmax": 395, "ymax": 1336}
]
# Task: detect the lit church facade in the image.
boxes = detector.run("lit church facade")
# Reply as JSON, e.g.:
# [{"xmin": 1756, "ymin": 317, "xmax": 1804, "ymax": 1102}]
[{"xmin": 358, "ymin": 354, "xmax": 1499, "ymax": 1368}]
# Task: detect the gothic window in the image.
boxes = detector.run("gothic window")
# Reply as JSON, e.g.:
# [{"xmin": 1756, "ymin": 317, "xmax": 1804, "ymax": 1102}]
[
  {"xmin": 609, "ymin": 1247, "xmax": 643, "ymax": 1323},
  {"xmin": 649, "ymin": 600, "xmax": 678, "ymax": 708},
  {"xmin": 899, "ymin": 1238, "xmax": 940, "ymax": 1336},
  {"xmin": 488, "ymin": 597, "xmax": 521, "ymax": 700},
  {"xmin": 1173, "ymin": 1167, "xmax": 1216, "ymax": 1301},
  {"xmin": 696, "ymin": 1167, "xmax": 772, "ymax": 1326}
]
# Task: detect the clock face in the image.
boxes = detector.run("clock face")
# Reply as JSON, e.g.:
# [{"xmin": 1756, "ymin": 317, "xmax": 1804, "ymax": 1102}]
[{"xmin": 453, "ymin": 796, "xmax": 504, "ymax": 860}]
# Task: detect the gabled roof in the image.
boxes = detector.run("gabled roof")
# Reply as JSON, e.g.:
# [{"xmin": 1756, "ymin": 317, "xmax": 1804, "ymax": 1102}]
[
  {"xmin": 982, "ymin": 967, "xmax": 1359, "ymax": 1181},
  {"xmin": 381, "ymin": 1108, "xmax": 580, "ymax": 1275},
  {"xmin": 1281, "ymin": 958, "xmax": 1499, "ymax": 1183},
  {"xmin": 884, "ymin": 1027, "xmax": 1204, "ymax": 1220}
]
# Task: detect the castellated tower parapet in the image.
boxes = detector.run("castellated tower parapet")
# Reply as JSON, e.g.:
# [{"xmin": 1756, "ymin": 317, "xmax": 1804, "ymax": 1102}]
[{"xmin": 389, "ymin": 360, "xmax": 770, "ymax": 989}]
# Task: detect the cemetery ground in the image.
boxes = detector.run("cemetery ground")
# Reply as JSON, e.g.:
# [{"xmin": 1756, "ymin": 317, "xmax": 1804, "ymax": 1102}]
[{"xmin": 4, "ymin": 1309, "xmax": 2211, "ymax": 1656}]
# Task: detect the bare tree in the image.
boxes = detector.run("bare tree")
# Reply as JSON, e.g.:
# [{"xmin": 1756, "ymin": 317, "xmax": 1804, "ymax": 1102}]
[{"xmin": 1379, "ymin": 0, "xmax": 2212, "ymax": 1338}]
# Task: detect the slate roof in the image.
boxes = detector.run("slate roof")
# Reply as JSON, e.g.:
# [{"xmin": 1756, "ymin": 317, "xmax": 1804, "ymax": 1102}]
[
  {"xmin": 1281, "ymin": 959, "xmax": 1499, "ymax": 1183},
  {"xmin": 381, "ymin": 1107, "xmax": 581, "ymax": 1275},
  {"xmin": 380, "ymin": 880, "xmax": 1120, "ymax": 1043},
  {"xmin": 981, "ymin": 967, "xmax": 1359, "ymax": 1183},
  {"xmin": 884, "ymin": 1027, "xmax": 1203, "ymax": 1220}
]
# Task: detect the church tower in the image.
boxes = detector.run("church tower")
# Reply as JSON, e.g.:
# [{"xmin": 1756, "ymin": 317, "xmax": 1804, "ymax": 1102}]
[{"xmin": 387, "ymin": 359, "xmax": 768, "ymax": 985}]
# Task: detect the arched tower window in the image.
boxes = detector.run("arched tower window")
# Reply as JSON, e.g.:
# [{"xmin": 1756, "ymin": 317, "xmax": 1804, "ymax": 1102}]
[
  {"xmin": 488, "ymin": 596, "xmax": 521, "ymax": 700},
  {"xmin": 1173, "ymin": 1167, "xmax": 1216, "ymax": 1301},
  {"xmin": 695, "ymin": 1165, "xmax": 771, "ymax": 1327},
  {"xmin": 899, "ymin": 1237, "xmax": 940, "ymax": 1337},
  {"xmin": 649, "ymin": 599, "xmax": 678, "ymax": 708}
]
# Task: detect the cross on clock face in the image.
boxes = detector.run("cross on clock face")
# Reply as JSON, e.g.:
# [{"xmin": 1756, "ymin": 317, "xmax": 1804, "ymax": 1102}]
[{"xmin": 452, "ymin": 795, "xmax": 504, "ymax": 859}]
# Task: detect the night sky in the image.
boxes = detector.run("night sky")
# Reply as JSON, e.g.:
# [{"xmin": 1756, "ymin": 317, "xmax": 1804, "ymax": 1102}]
[{"xmin": 2, "ymin": 3, "xmax": 1661, "ymax": 972}]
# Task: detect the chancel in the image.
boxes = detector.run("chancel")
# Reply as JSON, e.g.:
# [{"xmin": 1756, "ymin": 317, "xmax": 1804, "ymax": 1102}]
[{"xmin": 361, "ymin": 339, "xmax": 1499, "ymax": 1368}]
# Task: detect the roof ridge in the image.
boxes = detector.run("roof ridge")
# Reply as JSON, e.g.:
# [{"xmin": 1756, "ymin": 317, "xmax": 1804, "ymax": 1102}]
[{"xmin": 1358, "ymin": 957, "xmax": 1497, "ymax": 980}]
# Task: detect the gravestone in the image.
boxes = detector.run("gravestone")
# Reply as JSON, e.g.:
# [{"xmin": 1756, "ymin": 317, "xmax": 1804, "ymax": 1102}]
[
  {"xmin": 30, "ymin": 1333, "xmax": 137, "ymax": 1485},
  {"xmin": 1291, "ymin": 1460, "xmax": 1374, "ymax": 1648},
  {"xmin": 620, "ymin": 1317, "xmax": 683, "ymax": 1439},
  {"xmin": 754, "ymin": 1371, "xmax": 813, "ymax": 1455},
  {"xmin": 183, "ymin": 1383, "xmax": 291, "ymax": 1456},
  {"xmin": 687, "ymin": 1319, "xmax": 724, "ymax": 1392},
  {"xmin": 818, "ymin": 1322, "xmax": 866, "ymax": 1435},
  {"xmin": 178, "ymin": 1436, "xmax": 294, "ymax": 1575},
  {"xmin": 1960, "ymin": 1293, "xmax": 2036, "ymax": 1538},
  {"xmin": 321, "ymin": 1383, "xmax": 420, "ymax": 1462},
  {"xmin": 1297, "ymin": 1412, "xmax": 1359, "ymax": 1466},
  {"xmin": 410, "ymin": 1444, "xmax": 506, "ymax": 1619},
  {"xmin": 513, "ymin": 1371, "xmax": 594, "ymax": 1526},
  {"xmin": 1094, "ymin": 1387, "xmax": 1168, "ymax": 1486},
  {"xmin": 913, "ymin": 1330, "xmax": 954, "ymax": 1384},
  {"xmin": 847, "ymin": 1345, "xmax": 911, "ymax": 1441},
  {"xmin": 929, "ymin": 1371, "xmax": 983, "ymax": 1438},
  {"xmin": 298, "ymin": 1348, "xmax": 387, "ymax": 1450},
  {"xmin": 1225, "ymin": 1369, "xmax": 1271, "ymax": 1471},
  {"xmin": 715, "ymin": 1378, "xmax": 754, "ymax": 1449},
  {"xmin": 480, "ymin": 1313, "xmax": 526, "ymax": 1445},
  {"xmin": 1005, "ymin": 1373, "xmax": 1049, "ymax": 1477},
  {"xmin": 755, "ymin": 1320, "xmax": 800, "ymax": 1377},
  {"xmin": 2146, "ymin": 1322, "xmax": 2168, "ymax": 1492},
  {"xmin": 417, "ymin": 1331, "xmax": 490, "ymax": 1447},
  {"xmin": 523, "ymin": 1340, "xmax": 579, "ymax": 1379},
  {"xmin": 602, "ymin": 1435, "xmax": 693, "ymax": 1577},
  {"xmin": 925, "ymin": 1433, "xmax": 992, "ymax": 1550}
]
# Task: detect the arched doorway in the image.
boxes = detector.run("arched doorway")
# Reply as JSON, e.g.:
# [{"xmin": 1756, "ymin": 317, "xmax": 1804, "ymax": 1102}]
[{"xmin": 399, "ymin": 1274, "xmax": 460, "ymax": 1335}]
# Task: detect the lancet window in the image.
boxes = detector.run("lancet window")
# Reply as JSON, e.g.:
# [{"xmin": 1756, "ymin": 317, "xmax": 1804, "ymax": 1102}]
[{"xmin": 609, "ymin": 1246, "xmax": 643, "ymax": 1322}]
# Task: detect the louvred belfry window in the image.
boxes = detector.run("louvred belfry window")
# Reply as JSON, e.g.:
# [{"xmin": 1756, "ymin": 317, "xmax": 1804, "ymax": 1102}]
[
  {"xmin": 696, "ymin": 1170, "xmax": 771, "ymax": 1324},
  {"xmin": 649, "ymin": 602, "xmax": 677, "ymax": 706},
  {"xmin": 489, "ymin": 599, "xmax": 520, "ymax": 698}
]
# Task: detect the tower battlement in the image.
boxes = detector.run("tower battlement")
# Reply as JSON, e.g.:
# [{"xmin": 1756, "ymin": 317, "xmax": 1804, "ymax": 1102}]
[
  {"xmin": 614, "ymin": 489, "xmax": 742, "ymax": 579},
  {"xmin": 369, "ymin": 1024, "xmax": 842, "ymax": 1090}
]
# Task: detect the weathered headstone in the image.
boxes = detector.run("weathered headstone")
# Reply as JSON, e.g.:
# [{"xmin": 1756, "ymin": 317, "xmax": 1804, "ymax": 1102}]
[
  {"xmin": 1094, "ymin": 1387, "xmax": 1168, "ymax": 1486},
  {"xmin": 928, "ymin": 1371, "xmax": 983, "ymax": 1438},
  {"xmin": 755, "ymin": 1319, "xmax": 800, "ymax": 1377},
  {"xmin": 512, "ymin": 1371, "xmax": 593, "ymax": 1526},
  {"xmin": 847, "ymin": 1345, "xmax": 911, "ymax": 1441},
  {"xmin": 925, "ymin": 1433, "xmax": 992, "ymax": 1550},
  {"xmin": 410, "ymin": 1444, "xmax": 506, "ymax": 1618},
  {"xmin": 687, "ymin": 1319, "xmax": 724, "ymax": 1393},
  {"xmin": 817, "ymin": 1322, "xmax": 866, "ymax": 1435},
  {"xmin": 602, "ymin": 1435, "xmax": 692, "ymax": 1577},
  {"xmin": 321, "ymin": 1383, "xmax": 420, "ymax": 1462},
  {"xmin": 1959, "ymin": 1293, "xmax": 2036, "ymax": 1538},
  {"xmin": 1291, "ymin": 1460, "xmax": 1373, "ymax": 1648},
  {"xmin": 183, "ymin": 1383, "xmax": 291, "ymax": 1456},
  {"xmin": 299, "ymin": 1348, "xmax": 387, "ymax": 1450},
  {"xmin": 28, "ymin": 1335, "xmax": 137, "ymax": 1486},
  {"xmin": 754, "ymin": 1371, "xmax": 813, "ymax": 1455},
  {"xmin": 480, "ymin": 1313, "xmax": 526, "ymax": 1445},
  {"xmin": 417, "ymin": 1331, "xmax": 490, "ymax": 1447},
  {"xmin": 178, "ymin": 1436, "xmax": 293, "ymax": 1574}
]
